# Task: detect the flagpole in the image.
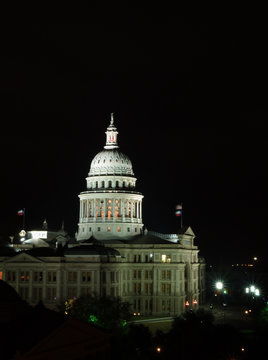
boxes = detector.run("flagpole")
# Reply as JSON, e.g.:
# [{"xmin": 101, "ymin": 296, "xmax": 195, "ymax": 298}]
[
  {"xmin": 23, "ymin": 208, "xmax": 26, "ymax": 230},
  {"xmin": 181, "ymin": 203, "xmax": 183, "ymax": 229}
]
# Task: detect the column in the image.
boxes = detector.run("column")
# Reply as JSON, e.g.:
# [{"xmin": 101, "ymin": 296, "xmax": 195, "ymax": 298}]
[
  {"xmin": 130, "ymin": 200, "xmax": 133, "ymax": 221},
  {"xmin": 113, "ymin": 199, "xmax": 115, "ymax": 222},
  {"xmin": 93, "ymin": 199, "xmax": 96, "ymax": 221},
  {"xmin": 56, "ymin": 270, "xmax": 61, "ymax": 303},
  {"xmin": 122, "ymin": 199, "xmax": 126, "ymax": 221},
  {"xmin": 80, "ymin": 200, "xmax": 82, "ymax": 221},
  {"xmin": 103, "ymin": 199, "xmax": 106, "ymax": 222}
]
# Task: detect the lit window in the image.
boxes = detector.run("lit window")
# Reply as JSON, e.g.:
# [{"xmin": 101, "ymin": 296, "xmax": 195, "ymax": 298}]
[
  {"xmin": 107, "ymin": 226, "xmax": 111, "ymax": 232},
  {"xmin": 161, "ymin": 254, "xmax": 171, "ymax": 263},
  {"xmin": 0, "ymin": 271, "xmax": 2, "ymax": 280},
  {"xmin": 117, "ymin": 227, "xmax": 121, "ymax": 232}
]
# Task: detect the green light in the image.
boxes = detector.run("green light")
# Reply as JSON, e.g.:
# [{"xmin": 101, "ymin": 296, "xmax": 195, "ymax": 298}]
[
  {"xmin": 122, "ymin": 320, "xmax": 127, "ymax": 327},
  {"xmin": 89, "ymin": 314, "xmax": 98, "ymax": 323}
]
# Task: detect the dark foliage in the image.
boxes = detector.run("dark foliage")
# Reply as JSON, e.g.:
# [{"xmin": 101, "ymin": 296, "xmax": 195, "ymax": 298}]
[{"xmin": 66, "ymin": 295, "xmax": 132, "ymax": 330}]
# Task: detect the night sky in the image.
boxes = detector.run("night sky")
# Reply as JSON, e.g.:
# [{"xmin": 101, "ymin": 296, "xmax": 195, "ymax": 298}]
[{"xmin": 0, "ymin": 12, "xmax": 267, "ymax": 265}]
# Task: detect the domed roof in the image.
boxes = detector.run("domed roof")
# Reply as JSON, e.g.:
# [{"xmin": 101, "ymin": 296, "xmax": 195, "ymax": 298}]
[
  {"xmin": 89, "ymin": 149, "xmax": 134, "ymax": 176},
  {"xmin": 88, "ymin": 114, "xmax": 134, "ymax": 177}
]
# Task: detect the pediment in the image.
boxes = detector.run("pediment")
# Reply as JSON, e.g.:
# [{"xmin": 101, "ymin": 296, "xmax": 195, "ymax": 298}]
[
  {"xmin": 184, "ymin": 226, "xmax": 195, "ymax": 237},
  {"xmin": 4, "ymin": 252, "xmax": 43, "ymax": 263}
]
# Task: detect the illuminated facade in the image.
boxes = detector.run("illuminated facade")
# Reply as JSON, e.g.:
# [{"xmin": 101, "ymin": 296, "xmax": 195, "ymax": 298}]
[
  {"xmin": 0, "ymin": 115, "xmax": 206, "ymax": 316},
  {"xmin": 77, "ymin": 114, "xmax": 143, "ymax": 240}
]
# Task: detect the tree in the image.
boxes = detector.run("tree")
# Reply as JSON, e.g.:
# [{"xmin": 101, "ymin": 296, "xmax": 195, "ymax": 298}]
[{"xmin": 66, "ymin": 295, "xmax": 131, "ymax": 330}]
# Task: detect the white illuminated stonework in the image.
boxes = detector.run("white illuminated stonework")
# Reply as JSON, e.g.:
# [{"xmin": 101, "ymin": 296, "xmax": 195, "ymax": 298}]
[{"xmin": 77, "ymin": 114, "xmax": 144, "ymax": 240}]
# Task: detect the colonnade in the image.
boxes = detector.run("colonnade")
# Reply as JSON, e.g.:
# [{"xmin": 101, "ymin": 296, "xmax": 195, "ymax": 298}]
[{"xmin": 80, "ymin": 198, "xmax": 142, "ymax": 222}]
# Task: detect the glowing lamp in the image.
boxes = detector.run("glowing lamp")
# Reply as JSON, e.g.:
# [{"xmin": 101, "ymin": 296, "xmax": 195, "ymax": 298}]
[
  {"xmin": 255, "ymin": 288, "xmax": 260, "ymax": 296},
  {"xmin": 216, "ymin": 281, "xmax": 223, "ymax": 290}
]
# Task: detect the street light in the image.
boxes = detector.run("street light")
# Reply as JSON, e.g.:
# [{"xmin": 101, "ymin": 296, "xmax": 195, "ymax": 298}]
[{"xmin": 216, "ymin": 281, "xmax": 223, "ymax": 290}]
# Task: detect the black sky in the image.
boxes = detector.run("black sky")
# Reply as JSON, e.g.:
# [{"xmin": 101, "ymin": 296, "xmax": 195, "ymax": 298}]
[{"xmin": 0, "ymin": 12, "xmax": 267, "ymax": 264}]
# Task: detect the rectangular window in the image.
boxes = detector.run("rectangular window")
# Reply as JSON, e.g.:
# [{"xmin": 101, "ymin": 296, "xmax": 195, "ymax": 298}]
[
  {"xmin": 167, "ymin": 283, "xmax": 171, "ymax": 295},
  {"xmin": 81, "ymin": 272, "xmax": 91, "ymax": 282},
  {"xmin": 138, "ymin": 270, "xmax": 141, "ymax": 279},
  {"xmin": 81, "ymin": 287, "xmax": 91, "ymax": 296},
  {"xmin": 161, "ymin": 255, "xmax": 171, "ymax": 263},
  {"xmin": 145, "ymin": 270, "xmax": 148, "ymax": 279},
  {"xmin": 7, "ymin": 271, "xmax": 16, "ymax": 282},
  {"xmin": 161, "ymin": 283, "xmax": 166, "ymax": 295},
  {"xmin": 110, "ymin": 272, "xmax": 115, "ymax": 283},
  {"xmin": 145, "ymin": 283, "xmax": 148, "ymax": 294},
  {"xmin": 0, "ymin": 271, "xmax": 2, "ymax": 280},
  {"xmin": 33, "ymin": 271, "xmax": 43, "ymax": 282},
  {"xmin": 68, "ymin": 272, "xmax": 77, "ymax": 282},
  {"xmin": 47, "ymin": 272, "xmax": 56, "ymax": 282},
  {"xmin": 145, "ymin": 299, "xmax": 148, "ymax": 311},
  {"xmin": 167, "ymin": 270, "xmax": 171, "ymax": 280},
  {"xmin": 133, "ymin": 270, "xmax": 137, "ymax": 279},
  {"xmin": 145, "ymin": 255, "xmax": 149, "ymax": 263},
  {"xmin": 161, "ymin": 271, "xmax": 166, "ymax": 280},
  {"xmin": 20, "ymin": 272, "xmax": 29, "ymax": 281}
]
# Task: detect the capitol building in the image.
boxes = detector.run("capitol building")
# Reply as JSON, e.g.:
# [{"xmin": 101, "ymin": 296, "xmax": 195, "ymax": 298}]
[{"xmin": 0, "ymin": 115, "xmax": 205, "ymax": 316}]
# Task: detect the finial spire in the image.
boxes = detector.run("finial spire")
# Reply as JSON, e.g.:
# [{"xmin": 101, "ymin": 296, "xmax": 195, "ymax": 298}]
[{"xmin": 104, "ymin": 113, "xmax": 119, "ymax": 149}]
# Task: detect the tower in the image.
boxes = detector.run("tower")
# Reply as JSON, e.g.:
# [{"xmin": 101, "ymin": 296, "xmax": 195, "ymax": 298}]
[{"xmin": 77, "ymin": 114, "xmax": 144, "ymax": 240}]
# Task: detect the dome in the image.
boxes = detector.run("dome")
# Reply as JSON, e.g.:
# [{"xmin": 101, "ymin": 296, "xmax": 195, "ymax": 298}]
[{"xmin": 89, "ymin": 149, "xmax": 134, "ymax": 176}]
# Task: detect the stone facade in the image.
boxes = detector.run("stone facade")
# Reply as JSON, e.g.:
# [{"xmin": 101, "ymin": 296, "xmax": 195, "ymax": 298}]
[{"xmin": 0, "ymin": 115, "xmax": 206, "ymax": 316}]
